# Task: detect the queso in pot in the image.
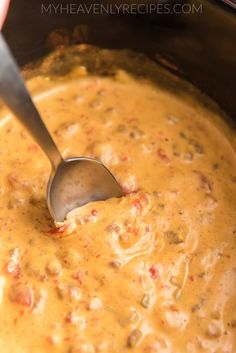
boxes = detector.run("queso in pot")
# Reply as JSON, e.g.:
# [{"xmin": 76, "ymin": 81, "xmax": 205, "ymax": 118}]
[{"xmin": 0, "ymin": 45, "xmax": 235, "ymax": 353}]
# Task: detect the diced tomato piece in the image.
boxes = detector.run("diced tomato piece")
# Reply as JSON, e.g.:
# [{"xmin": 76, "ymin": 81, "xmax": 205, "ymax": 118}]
[
  {"xmin": 132, "ymin": 199, "xmax": 143, "ymax": 214},
  {"xmin": 46, "ymin": 335, "xmax": 60, "ymax": 345},
  {"xmin": 9, "ymin": 283, "xmax": 34, "ymax": 308},
  {"xmin": 120, "ymin": 155, "xmax": 128, "ymax": 161},
  {"xmin": 48, "ymin": 223, "xmax": 68, "ymax": 235},
  {"xmin": 149, "ymin": 265, "xmax": 160, "ymax": 280},
  {"xmin": 126, "ymin": 225, "xmax": 139, "ymax": 235},
  {"xmin": 91, "ymin": 209, "xmax": 98, "ymax": 217},
  {"xmin": 65, "ymin": 312, "xmax": 73, "ymax": 323},
  {"xmin": 139, "ymin": 192, "xmax": 151, "ymax": 208},
  {"xmin": 169, "ymin": 304, "xmax": 178, "ymax": 312}
]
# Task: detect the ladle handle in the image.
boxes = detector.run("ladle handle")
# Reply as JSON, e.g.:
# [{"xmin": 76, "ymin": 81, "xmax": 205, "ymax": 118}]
[{"xmin": 0, "ymin": 33, "xmax": 63, "ymax": 169}]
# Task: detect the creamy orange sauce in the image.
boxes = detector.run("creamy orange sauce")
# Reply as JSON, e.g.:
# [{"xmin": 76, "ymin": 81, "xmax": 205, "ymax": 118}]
[{"xmin": 0, "ymin": 45, "xmax": 236, "ymax": 353}]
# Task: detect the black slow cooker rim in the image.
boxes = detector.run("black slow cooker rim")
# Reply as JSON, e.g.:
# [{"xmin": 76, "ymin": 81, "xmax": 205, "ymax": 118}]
[{"xmin": 2, "ymin": 0, "xmax": 236, "ymax": 119}]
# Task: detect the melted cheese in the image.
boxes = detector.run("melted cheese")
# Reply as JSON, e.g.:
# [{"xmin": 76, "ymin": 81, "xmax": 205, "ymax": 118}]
[{"xmin": 0, "ymin": 45, "xmax": 235, "ymax": 353}]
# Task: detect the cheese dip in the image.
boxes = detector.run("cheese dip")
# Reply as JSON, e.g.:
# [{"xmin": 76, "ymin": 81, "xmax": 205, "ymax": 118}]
[{"xmin": 0, "ymin": 45, "xmax": 235, "ymax": 353}]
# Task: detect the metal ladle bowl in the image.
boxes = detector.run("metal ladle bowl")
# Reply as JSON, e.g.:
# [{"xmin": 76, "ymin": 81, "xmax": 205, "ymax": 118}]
[{"xmin": 0, "ymin": 33, "xmax": 123, "ymax": 222}]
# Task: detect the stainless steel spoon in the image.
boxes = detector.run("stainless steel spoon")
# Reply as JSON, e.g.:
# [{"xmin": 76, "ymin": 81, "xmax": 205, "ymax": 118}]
[{"xmin": 0, "ymin": 33, "xmax": 123, "ymax": 222}]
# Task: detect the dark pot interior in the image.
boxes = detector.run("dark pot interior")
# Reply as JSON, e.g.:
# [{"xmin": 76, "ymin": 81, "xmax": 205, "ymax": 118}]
[{"xmin": 2, "ymin": 0, "xmax": 236, "ymax": 119}]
